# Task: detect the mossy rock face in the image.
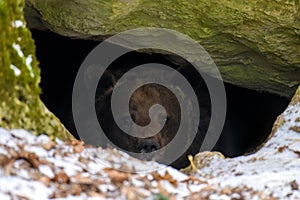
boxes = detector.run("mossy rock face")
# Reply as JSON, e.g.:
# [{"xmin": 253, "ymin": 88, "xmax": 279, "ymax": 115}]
[
  {"xmin": 0, "ymin": 0, "xmax": 73, "ymax": 140},
  {"xmin": 24, "ymin": 0, "xmax": 300, "ymax": 97},
  {"xmin": 291, "ymin": 84, "xmax": 300, "ymax": 105}
]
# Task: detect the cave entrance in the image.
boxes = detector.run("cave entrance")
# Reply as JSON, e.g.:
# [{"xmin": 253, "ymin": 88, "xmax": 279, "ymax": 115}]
[{"xmin": 32, "ymin": 29, "xmax": 290, "ymax": 168}]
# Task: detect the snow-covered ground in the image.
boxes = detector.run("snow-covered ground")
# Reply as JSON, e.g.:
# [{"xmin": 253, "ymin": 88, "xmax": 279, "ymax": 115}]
[
  {"xmin": 0, "ymin": 128, "xmax": 203, "ymax": 199},
  {"xmin": 190, "ymin": 101, "xmax": 300, "ymax": 199},
  {"xmin": 0, "ymin": 87, "xmax": 299, "ymax": 199}
]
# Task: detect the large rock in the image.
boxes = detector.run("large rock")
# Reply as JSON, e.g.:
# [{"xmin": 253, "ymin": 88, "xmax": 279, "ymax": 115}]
[
  {"xmin": 0, "ymin": 0, "xmax": 73, "ymax": 140},
  {"xmin": 24, "ymin": 0, "xmax": 300, "ymax": 97}
]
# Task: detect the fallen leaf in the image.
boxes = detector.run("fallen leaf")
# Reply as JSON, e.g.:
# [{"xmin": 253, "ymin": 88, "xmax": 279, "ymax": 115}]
[
  {"xmin": 278, "ymin": 146, "xmax": 288, "ymax": 153},
  {"xmin": 39, "ymin": 175, "xmax": 51, "ymax": 187},
  {"xmin": 19, "ymin": 151, "xmax": 40, "ymax": 168},
  {"xmin": 72, "ymin": 173, "xmax": 93, "ymax": 184},
  {"xmin": 181, "ymin": 176, "xmax": 207, "ymax": 184},
  {"xmin": 292, "ymin": 150, "xmax": 300, "ymax": 157},
  {"xmin": 151, "ymin": 171, "xmax": 178, "ymax": 187},
  {"xmin": 73, "ymin": 145, "xmax": 84, "ymax": 153},
  {"xmin": 157, "ymin": 181, "xmax": 169, "ymax": 197},
  {"xmin": 41, "ymin": 140, "xmax": 55, "ymax": 150},
  {"xmin": 104, "ymin": 168, "xmax": 129, "ymax": 184},
  {"xmin": 53, "ymin": 171, "xmax": 69, "ymax": 183},
  {"xmin": 290, "ymin": 126, "xmax": 300, "ymax": 133},
  {"xmin": 220, "ymin": 187, "xmax": 233, "ymax": 195},
  {"xmin": 0, "ymin": 154, "xmax": 10, "ymax": 167},
  {"xmin": 290, "ymin": 180, "xmax": 299, "ymax": 190}
]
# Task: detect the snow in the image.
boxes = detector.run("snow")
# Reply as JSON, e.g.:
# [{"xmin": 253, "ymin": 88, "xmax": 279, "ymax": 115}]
[
  {"xmin": 25, "ymin": 54, "xmax": 35, "ymax": 77},
  {"xmin": 11, "ymin": 129, "xmax": 36, "ymax": 143},
  {"xmin": 55, "ymin": 137, "xmax": 64, "ymax": 145},
  {"xmin": 87, "ymin": 160, "xmax": 104, "ymax": 174},
  {"xmin": 0, "ymin": 193, "xmax": 11, "ymax": 200},
  {"xmin": 0, "ymin": 90, "xmax": 299, "ymax": 199},
  {"xmin": 9, "ymin": 64, "xmax": 21, "ymax": 76},
  {"xmin": 0, "ymin": 147, "xmax": 8, "ymax": 155},
  {"xmin": 0, "ymin": 176, "xmax": 51, "ymax": 200},
  {"xmin": 39, "ymin": 165, "xmax": 55, "ymax": 178},
  {"xmin": 12, "ymin": 43, "xmax": 24, "ymax": 57},
  {"xmin": 193, "ymin": 102, "xmax": 300, "ymax": 199},
  {"xmin": 47, "ymin": 157, "xmax": 83, "ymax": 177},
  {"xmin": 24, "ymin": 145, "xmax": 49, "ymax": 157},
  {"xmin": 11, "ymin": 42, "xmax": 35, "ymax": 78},
  {"xmin": 36, "ymin": 134, "xmax": 51, "ymax": 144},
  {"xmin": 12, "ymin": 20, "xmax": 24, "ymax": 28}
]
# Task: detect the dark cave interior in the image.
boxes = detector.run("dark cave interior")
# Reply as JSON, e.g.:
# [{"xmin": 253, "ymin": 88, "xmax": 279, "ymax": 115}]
[{"xmin": 31, "ymin": 29, "xmax": 289, "ymax": 167}]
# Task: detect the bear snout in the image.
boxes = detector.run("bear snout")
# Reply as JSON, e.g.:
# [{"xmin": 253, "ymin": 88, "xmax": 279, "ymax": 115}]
[{"xmin": 137, "ymin": 138, "xmax": 160, "ymax": 153}]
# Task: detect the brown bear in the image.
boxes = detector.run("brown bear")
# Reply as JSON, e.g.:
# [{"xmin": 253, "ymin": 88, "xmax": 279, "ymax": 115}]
[{"xmin": 95, "ymin": 68, "xmax": 211, "ymax": 169}]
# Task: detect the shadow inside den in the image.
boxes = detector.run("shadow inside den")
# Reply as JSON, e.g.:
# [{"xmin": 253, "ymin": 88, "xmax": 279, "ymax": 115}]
[{"xmin": 32, "ymin": 29, "xmax": 289, "ymax": 169}]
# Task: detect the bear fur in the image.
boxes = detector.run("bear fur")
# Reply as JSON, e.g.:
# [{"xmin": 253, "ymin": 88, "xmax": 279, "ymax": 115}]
[{"xmin": 95, "ymin": 68, "xmax": 212, "ymax": 168}]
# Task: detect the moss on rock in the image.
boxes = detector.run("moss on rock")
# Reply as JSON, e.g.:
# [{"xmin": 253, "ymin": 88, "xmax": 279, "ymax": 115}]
[
  {"xmin": 291, "ymin": 84, "xmax": 300, "ymax": 105},
  {"xmin": 25, "ymin": 0, "xmax": 300, "ymax": 97},
  {"xmin": 0, "ymin": 0, "xmax": 73, "ymax": 140}
]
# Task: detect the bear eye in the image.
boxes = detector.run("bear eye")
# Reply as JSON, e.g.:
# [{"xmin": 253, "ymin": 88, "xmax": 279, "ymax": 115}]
[
  {"xmin": 130, "ymin": 113, "xmax": 136, "ymax": 122},
  {"xmin": 123, "ymin": 116, "xmax": 132, "ymax": 126},
  {"xmin": 123, "ymin": 114, "xmax": 135, "ymax": 126},
  {"xmin": 159, "ymin": 114, "xmax": 169, "ymax": 125}
]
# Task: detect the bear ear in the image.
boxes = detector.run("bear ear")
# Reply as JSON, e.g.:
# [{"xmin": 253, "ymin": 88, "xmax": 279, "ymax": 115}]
[
  {"xmin": 83, "ymin": 65, "xmax": 117, "ymax": 100},
  {"xmin": 96, "ymin": 70, "xmax": 117, "ymax": 95}
]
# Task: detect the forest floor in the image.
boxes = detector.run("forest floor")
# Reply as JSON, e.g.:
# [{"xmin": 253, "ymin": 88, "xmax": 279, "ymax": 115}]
[{"xmin": 0, "ymin": 98, "xmax": 299, "ymax": 199}]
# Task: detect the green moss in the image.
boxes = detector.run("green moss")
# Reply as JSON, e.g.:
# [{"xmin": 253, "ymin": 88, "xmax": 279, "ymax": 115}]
[
  {"xmin": 26, "ymin": 0, "xmax": 300, "ymax": 97},
  {"xmin": 291, "ymin": 85, "xmax": 300, "ymax": 105},
  {"xmin": 0, "ymin": 0, "xmax": 73, "ymax": 140}
]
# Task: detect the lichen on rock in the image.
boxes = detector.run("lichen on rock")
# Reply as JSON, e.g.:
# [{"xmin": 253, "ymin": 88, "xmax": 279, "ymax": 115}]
[{"xmin": 0, "ymin": 0, "xmax": 73, "ymax": 140}]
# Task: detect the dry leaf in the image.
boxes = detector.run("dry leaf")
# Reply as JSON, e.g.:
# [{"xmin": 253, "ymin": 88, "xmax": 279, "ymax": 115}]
[
  {"xmin": 290, "ymin": 180, "xmax": 299, "ymax": 190},
  {"xmin": 73, "ymin": 144, "xmax": 84, "ymax": 153},
  {"xmin": 53, "ymin": 172, "xmax": 69, "ymax": 183},
  {"xmin": 72, "ymin": 173, "xmax": 93, "ymax": 184},
  {"xmin": 278, "ymin": 146, "xmax": 288, "ymax": 153},
  {"xmin": 39, "ymin": 176, "xmax": 51, "ymax": 186},
  {"xmin": 278, "ymin": 146, "xmax": 300, "ymax": 157},
  {"xmin": 291, "ymin": 150, "xmax": 300, "ymax": 157},
  {"xmin": 41, "ymin": 140, "xmax": 55, "ymax": 150},
  {"xmin": 122, "ymin": 187, "xmax": 136, "ymax": 200},
  {"xmin": 157, "ymin": 181, "xmax": 168, "ymax": 197},
  {"xmin": 220, "ymin": 187, "xmax": 233, "ymax": 195},
  {"xmin": 19, "ymin": 151, "xmax": 40, "ymax": 168},
  {"xmin": 290, "ymin": 126, "xmax": 300, "ymax": 133},
  {"xmin": 104, "ymin": 168, "xmax": 129, "ymax": 184},
  {"xmin": 88, "ymin": 191, "xmax": 105, "ymax": 198},
  {"xmin": 151, "ymin": 171, "xmax": 178, "ymax": 187},
  {"xmin": 181, "ymin": 176, "xmax": 207, "ymax": 184},
  {"xmin": 0, "ymin": 154, "xmax": 10, "ymax": 167}
]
